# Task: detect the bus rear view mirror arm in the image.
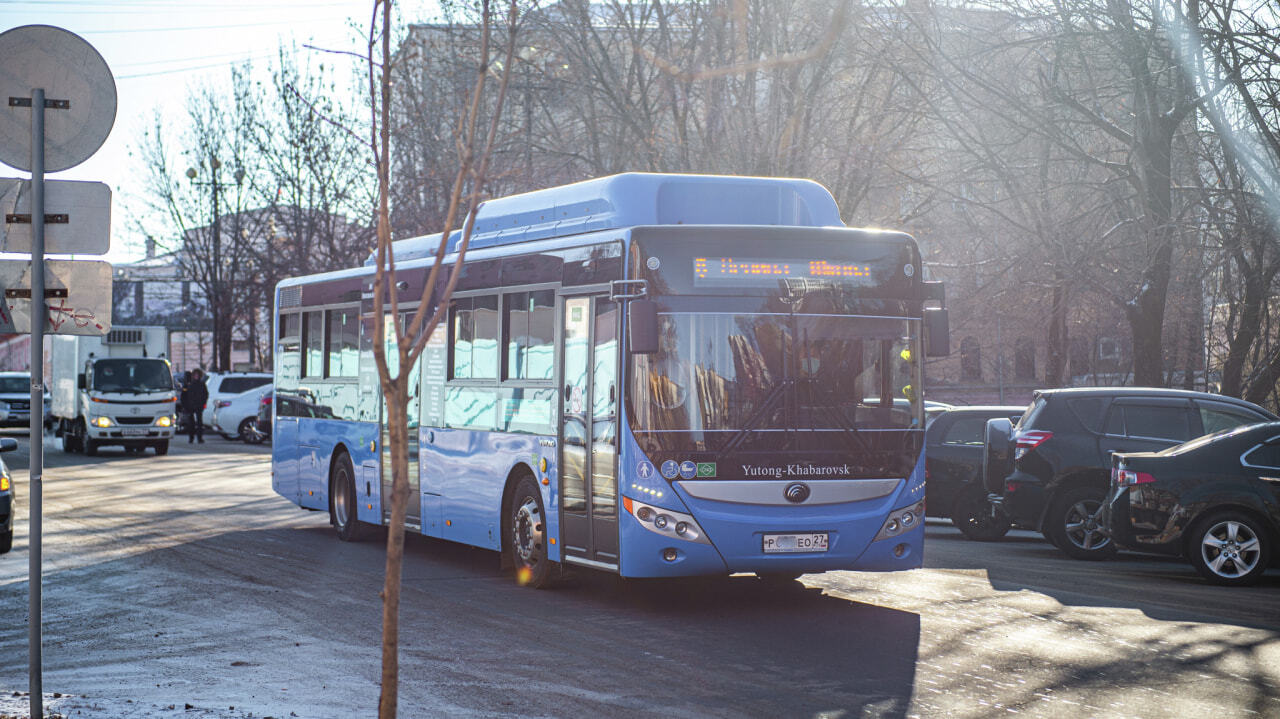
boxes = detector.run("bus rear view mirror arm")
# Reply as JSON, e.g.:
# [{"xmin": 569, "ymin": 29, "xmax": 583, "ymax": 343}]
[
  {"xmin": 628, "ymin": 299, "xmax": 659, "ymax": 354},
  {"xmin": 925, "ymin": 308, "xmax": 951, "ymax": 357}
]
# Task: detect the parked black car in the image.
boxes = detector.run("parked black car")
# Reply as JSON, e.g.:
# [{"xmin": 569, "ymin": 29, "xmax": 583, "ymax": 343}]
[
  {"xmin": 925, "ymin": 405, "xmax": 1025, "ymax": 539},
  {"xmin": 0, "ymin": 437, "xmax": 21, "ymax": 553},
  {"xmin": 1106, "ymin": 422, "xmax": 1280, "ymax": 585},
  {"xmin": 983, "ymin": 387, "xmax": 1277, "ymax": 560}
]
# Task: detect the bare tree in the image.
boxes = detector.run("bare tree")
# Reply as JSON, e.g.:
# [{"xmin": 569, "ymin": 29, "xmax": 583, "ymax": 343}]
[
  {"xmin": 365, "ymin": 1, "xmax": 519, "ymax": 716},
  {"xmin": 135, "ymin": 69, "xmax": 261, "ymax": 370}
]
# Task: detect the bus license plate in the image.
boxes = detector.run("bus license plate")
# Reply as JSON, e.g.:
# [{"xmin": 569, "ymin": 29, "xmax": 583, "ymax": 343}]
[
  {"xmin": 762, "ymin": 532, "xmax": 828, "ymax": 553},
  {"xmin": 123, "ymin": 428, "xmax": 148, "ymax": 436}
]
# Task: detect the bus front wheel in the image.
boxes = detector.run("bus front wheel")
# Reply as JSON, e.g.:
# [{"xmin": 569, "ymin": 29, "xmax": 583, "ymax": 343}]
[{"xmin": 509, "ymin": 475, "xmax": 554, "ymax": 589}]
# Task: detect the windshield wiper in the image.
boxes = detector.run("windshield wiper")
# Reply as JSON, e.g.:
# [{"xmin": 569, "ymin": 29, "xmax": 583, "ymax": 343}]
[{"xmin": 715, "ymin": 377, "xmax": 872, "ymax": 461}]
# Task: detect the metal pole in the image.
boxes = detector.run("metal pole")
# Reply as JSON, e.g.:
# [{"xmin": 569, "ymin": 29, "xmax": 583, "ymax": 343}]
[
  {"xmin": 211, "ymin": 156, "xmax": 220, "ymax": 372},
  {"xmin": 29, "ymin": 86, "xmax": 46, "ymax": 719}
]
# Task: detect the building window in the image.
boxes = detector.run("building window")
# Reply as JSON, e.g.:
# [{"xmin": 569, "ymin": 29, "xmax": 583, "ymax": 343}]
[{"xmin": 960, "ymin": 336, "xmax": 982, "ymax": 381}]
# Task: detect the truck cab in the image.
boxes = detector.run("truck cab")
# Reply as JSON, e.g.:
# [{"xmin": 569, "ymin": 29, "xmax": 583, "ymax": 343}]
[{"xmin": 51, "ymin": 328, "xmax": 179, "ymax": 456}]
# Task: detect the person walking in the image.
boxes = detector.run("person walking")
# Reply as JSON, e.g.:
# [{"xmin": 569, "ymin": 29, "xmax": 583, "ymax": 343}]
[{"xmin": 181, "ymin": 368, "xmax": 209, "ymax": 444}]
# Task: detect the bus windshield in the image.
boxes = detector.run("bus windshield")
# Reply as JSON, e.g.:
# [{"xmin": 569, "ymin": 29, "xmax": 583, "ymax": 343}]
[{"xmin": 628, "ymin": 312, "xmax": 920, "ymax": 454}]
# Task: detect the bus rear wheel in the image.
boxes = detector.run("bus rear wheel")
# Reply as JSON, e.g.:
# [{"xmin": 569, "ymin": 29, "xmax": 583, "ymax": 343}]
[
  {"xmin": 331, "ymin": 452, "xmax": 369, "ymax": 542},
  {"xmin": 509, "ymin": 475, "xmax": 554, "ymax": 588}
]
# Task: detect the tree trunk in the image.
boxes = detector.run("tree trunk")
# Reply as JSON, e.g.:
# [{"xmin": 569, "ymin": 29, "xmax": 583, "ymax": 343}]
[{"xmin": 378, "ymin": 384, "xmax": 410, "ymax": 719}]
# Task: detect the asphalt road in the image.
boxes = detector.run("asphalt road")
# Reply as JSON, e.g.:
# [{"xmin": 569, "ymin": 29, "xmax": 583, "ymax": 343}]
[{"xmin": 0, "ymin": 431, "xmax": 1277, "ymax": 718}]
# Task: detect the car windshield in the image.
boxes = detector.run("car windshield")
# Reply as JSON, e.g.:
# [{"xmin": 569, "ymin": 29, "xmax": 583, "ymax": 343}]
[
  {"xmin": 628, "ymin": 312, "xmax": 921, "ymax": 457},
  {"xmin": 92, "ymin": 359, "xmax": 173, "ymax": 393},
  {"xmin": 0, "ymin": 376, "xmax": 28, "ymax": 394}
]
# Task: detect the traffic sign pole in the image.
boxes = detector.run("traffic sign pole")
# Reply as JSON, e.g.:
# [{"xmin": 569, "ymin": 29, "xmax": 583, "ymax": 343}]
[{"xmin": 29, "ymin": 85, "xmax": 44, "ymax": 719}]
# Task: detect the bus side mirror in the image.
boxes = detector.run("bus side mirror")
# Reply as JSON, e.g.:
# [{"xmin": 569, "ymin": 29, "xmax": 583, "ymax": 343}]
[
  {"xmin": 77, "ymin": 373, "xmax": 86, "ymax": 390},
  {"xmin": 628, "ymin": 300, "xmax": 658, "ymax": 354},
  {"xmin": 925, "ymin": 308, "xmax": 950, "ymax": 357}
]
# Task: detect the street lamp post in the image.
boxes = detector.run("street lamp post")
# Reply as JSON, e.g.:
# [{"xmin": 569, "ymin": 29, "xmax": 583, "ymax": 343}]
[{"xmin": 186, "ymin": 156, "xmax": 244, "ymax": 372}]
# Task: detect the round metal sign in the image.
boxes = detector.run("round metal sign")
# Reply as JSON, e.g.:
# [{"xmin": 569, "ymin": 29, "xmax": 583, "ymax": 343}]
[{"xmin": 0, "ymin": 25, "xmax": 117, "ymax": 173}]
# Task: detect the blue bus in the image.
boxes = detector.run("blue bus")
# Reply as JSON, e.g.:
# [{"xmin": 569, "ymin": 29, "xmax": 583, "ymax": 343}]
[{"xmin": 270, "ymin": 173, "xmax": 949, "ymax": 587}]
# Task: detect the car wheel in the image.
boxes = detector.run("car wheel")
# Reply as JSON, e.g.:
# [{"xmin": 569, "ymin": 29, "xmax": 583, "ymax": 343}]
[
  {"xmin": 331, "ymin": 452, "xmax": 369, "ymax": 542},
  {"xmin": 508, "ymin": 475, "xmax": 554, "ymax": 588},
  {"xmin": 154, "ymin": 440, "xmax": 169, "ymax": 456},
  {"xmin": 951, "ymin": 485, "xmax": 1012, "ymax": 541},
  {"xmin": 244, "ymin": 420, "xmax": 267, "ymax": 445},
  {"xmin": 1046, "ymin": 486, "xmax": 1116, "ymax": 560},
  {"xmin": 236, "ymin": 418, "xmax": 256, "ymax": 442},
  {"xmin": 1187, "ymin": 510, "xmax": 1272, "ymax": 586},
  {"xmin": 0, "ymin": 529, "xmax": 12, "ymax": 554}
]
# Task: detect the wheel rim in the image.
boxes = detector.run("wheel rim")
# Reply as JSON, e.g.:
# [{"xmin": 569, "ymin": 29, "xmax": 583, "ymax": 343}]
[
  {"xmin": 333, "ymin": 466, "xmax": 351, "ymax": 528},
  {"xmin": 512, "ymin": 495, "xmax": 543, "ymax": 566},
  {"xmin": 1200, "ymin": 520, "xmax": 1261, "ymax": 579},
  {"xmin": 1063, "ymin": 498, "xmax": 1110, "ymax": 551},
  {"xmin": 239, "ymin": 419, "xmax": 253, "ymax": 440}
]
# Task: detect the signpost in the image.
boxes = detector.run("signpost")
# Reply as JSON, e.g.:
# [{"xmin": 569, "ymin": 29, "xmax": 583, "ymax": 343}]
[{"xmin": 0, "ymin": 24, "xmax": 116, "ymax": 719}]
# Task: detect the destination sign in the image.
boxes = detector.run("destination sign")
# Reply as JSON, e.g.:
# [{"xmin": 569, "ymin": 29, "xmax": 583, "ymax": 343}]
[{"xmin": 692, "ymin": 256, "xmax": 874, "ymax": 286}]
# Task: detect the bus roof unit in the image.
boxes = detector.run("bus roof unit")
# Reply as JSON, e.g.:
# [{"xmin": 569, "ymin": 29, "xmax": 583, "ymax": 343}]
[{"xmin": 370, "ymin": 172, "xmax": 844, "ymax": 265}]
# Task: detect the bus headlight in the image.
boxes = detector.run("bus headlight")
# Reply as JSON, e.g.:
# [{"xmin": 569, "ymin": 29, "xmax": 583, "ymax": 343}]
[
  {"xmin": 91, "ymin": 415, "xmax": 114, "ymax": 428},
  {"xmin": 622, "ymin": 497, "xmax": 710, "ymax": 545},
  {"xmin": 875, "ymin": 501, "xmax": 925, "ymax": 541},
  {"xmin": 155, "ymin": 415, "xmax": 173, "ymax": 427}
]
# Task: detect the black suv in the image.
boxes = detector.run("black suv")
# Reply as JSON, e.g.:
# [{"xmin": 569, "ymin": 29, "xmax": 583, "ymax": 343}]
[
  {"xmin": 983, "ymin": 387, "xmax": 1277, "ymax": 559},
  {"xmin": 925, "ymin": 406, "xmax": 1025, "ymax": 539}
]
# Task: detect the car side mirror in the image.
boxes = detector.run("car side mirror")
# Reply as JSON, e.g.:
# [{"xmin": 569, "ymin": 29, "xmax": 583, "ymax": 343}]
[
  {"xmin": 628, "ymin": 299, "xmax": 658, "ymax": 354},
  {"xmin": 0, "ymin": 437, "xmax": 17, "ymax": 453},
  {"xmin": 925, "ymin": 308, "xmax": 950, "ymax": 357}
]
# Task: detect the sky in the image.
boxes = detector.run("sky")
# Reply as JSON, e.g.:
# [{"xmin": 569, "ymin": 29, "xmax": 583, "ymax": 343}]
[{"xmin": 1, "ymin": 0, "xmax": 442, "ymax": 263}]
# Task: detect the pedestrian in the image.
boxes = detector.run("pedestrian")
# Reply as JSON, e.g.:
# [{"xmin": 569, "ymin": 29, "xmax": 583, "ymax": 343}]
[{"xmin": 181, "ymin": 368, "xmax": 209, "ymax": 444}]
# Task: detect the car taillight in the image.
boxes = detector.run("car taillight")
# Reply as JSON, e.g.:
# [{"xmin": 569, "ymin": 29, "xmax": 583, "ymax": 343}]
[
  {"xmin": 1014, "ymin": 430, "xmax": 1053, "ymax": 460},
  {"xmin": 1111, "ymin": 468, "xmax": 1156, "ymax": 487},
  {"xmin": 260, "ymin": 396, "xmax": 272, "ymax": 406}
]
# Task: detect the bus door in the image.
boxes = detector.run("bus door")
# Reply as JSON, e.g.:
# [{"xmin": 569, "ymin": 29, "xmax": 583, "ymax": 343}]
[
  {"xmin": 380, "ymin": 314, "xmax": 422, "ymax": 528},
  {"xmin": 559, "ymin": 294, "xmax": 620, "ymax": 568}
]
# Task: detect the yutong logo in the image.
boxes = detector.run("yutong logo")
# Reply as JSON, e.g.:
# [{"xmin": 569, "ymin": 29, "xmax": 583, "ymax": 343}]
[
  {"xmin": 740, "ymin": 464, "xmax": 851, "ymax": 478},
  {"xmin": 784, "ymin": 483, "xmax": 811, "ymax": 503}
]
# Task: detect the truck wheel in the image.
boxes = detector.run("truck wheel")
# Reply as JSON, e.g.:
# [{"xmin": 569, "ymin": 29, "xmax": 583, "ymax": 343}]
[
  {"xmin": 61, "ymin": 427, "xmax": 78, "ymax": 453},
  {"xmin": 952, "ymin": 485, "xmax": 1012, "ymax": 541},
  {"xmin": 84, "ymin": 437, "xmax": 99, "ymax": 456},
  {"xmin": 0, "ymin": 529, "xmax": 12, "ymax": 554},
  {"xmin": 1046, "ymin": 486, "xmax": 1116, "ymax": 560},
  {"xmin": 154, "ymin": 440, "xmax": 169, "ymax": 456}
]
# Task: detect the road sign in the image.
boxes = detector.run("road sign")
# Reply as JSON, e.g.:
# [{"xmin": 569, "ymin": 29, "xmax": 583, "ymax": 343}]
[
  {"xmin": 0, "ymin": 178, "xmax": 110, "ymax": 254},
  {"xmin": 0, "ymin": 259, "xmax": 111, "ymax": 335},
  {"xmin": 0, "ymin": 25, "xmax": 117, "ymax": 173}
]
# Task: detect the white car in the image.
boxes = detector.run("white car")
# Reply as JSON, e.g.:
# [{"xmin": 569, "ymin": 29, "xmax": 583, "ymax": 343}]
[
  {"xmin": 200, "ymin": 372, "xmax": 272, "ymax": 428},
  {"xmin": 211, "ymin": 384, "xmax": 273, "ymax": 441}
]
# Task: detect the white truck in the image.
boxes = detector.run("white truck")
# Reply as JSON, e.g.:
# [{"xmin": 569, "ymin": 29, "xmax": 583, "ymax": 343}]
[{"xmin": 51, "ymin": 326, "xmax": 178, "ymax": 456}]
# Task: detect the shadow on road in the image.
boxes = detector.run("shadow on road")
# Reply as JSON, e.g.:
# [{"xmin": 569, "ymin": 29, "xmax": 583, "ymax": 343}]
[{"xmin": 924, "ymin": 522, "xmax": 1280, "ymax": 631}]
